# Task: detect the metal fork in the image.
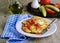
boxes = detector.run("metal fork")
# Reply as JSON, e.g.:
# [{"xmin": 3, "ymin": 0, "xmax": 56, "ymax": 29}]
[{"xmin": 41, "ymin": 18, "xmax": 57, "ymax": 34}]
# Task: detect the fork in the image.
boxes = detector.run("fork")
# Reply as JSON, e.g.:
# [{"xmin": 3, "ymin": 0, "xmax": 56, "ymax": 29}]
[{"xmin": 41, "ymin": 18, "xmax": 57, "ymax": 34}]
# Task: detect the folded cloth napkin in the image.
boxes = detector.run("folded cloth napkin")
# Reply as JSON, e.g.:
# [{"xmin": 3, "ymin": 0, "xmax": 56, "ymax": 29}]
[{"xmin": 1, "ymin": 14, "xmax": 32, "ymax": 43}]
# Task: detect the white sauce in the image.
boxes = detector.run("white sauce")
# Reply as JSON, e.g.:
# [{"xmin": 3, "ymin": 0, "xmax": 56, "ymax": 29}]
[{"xmin": 36, "ymin": 20, "xmax": 44, "ymax": 25}]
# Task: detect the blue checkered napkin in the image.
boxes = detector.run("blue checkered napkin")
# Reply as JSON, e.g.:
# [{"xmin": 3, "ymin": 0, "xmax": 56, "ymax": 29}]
[{"xmin": 1, "ymin": 14, "xmax": 32, "ymax": 43}]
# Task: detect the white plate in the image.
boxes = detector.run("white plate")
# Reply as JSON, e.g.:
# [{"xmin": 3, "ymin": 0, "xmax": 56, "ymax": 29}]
[{"xmin": 16, "ymin": 18, "xmax": 57, "ymax": 38}]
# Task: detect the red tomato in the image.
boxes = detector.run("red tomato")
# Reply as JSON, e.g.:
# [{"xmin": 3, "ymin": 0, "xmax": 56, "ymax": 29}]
[
  {"xmin": 35, "ymin": 23, "xmax": 41, "ymax": 28},
  {"xmin": 36, "ymin": 33, "xmax": 41, "ymax": 35},
  {"xmin": 28, "ymin": 18, "xmax": 36, "ymax": 24},
  {"xmin": 23, "ymin": 27, "xmax": 28, "ymax": 29},
  {"xmin": 40, "ymin": 0, "xmax": 50, "ymax": 5},
  {"xmin": 27, "ymin": 19, "xmax": 32, "ymax": 23},
  {"xmin": 24, "ymin": 22, "xmax": 30, "ymax": 28},
  {"xmin": 54, "ymin": 3, "xmax": 60, "ymax": 9},
  {"xmin": 32, "ymin": 17, "xmax": 37, "ymax": 21},
  {"xmin": 31, "ymin": 20, "xmax": 35, "ymax": 24},
  {"xmin": 46, "ymin": 8, "xmax": 55, "ymax": 14},
  {"xmin": 33, "ymin": 22, "xmax": 37, "ymax": 25},
  {"xmin": 31, "ymin": 19, "xmax": 36, "ymax": 24}
]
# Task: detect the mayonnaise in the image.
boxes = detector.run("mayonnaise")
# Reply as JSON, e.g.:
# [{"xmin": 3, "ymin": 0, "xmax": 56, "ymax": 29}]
[{"xmin": 36, "ymin": 20, "xmax": 44, "ymax": 25}]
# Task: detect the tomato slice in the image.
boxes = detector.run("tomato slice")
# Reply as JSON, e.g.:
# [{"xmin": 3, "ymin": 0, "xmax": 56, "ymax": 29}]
[
  {"xmin": 24, "ymin": 22, "xmax": 30, "ymax": 28},
  {"xmin": 32, "ymin": 17, "xmax": 37, "ymax": 21},
  {"xmin": 36, "ymin": 32, "xmax": 41, "ymax": 34},
  {"xmin": 46, "ymin": 8, "xmax": 55, "ymax": 14},
  {"xmin": 40, "ymin": 0, "xmax": 50, "ymax": 5},
  {"xmin": 31, "ymin": 19, "xmax": 36, "ymax": 24},
  {"xmin": 35, "ymin": 23, "xmax": 41, "ymax": 28},
  {"xmin": 54, "ymin": 3, "xmax": 60, "ymax": 9},
  {"xmin": 27, "ymin": 18, "xmax": 37, "ymax": 24},
  {"xmin": 27, "ymin": 18, "xmax": 32, "ymax": 23}
]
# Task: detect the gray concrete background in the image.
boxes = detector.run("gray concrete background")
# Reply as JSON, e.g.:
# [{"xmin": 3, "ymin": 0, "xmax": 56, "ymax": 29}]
[{"xmin": 0, "ymin": 0, "xmax": 60, "ymax": 43}]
